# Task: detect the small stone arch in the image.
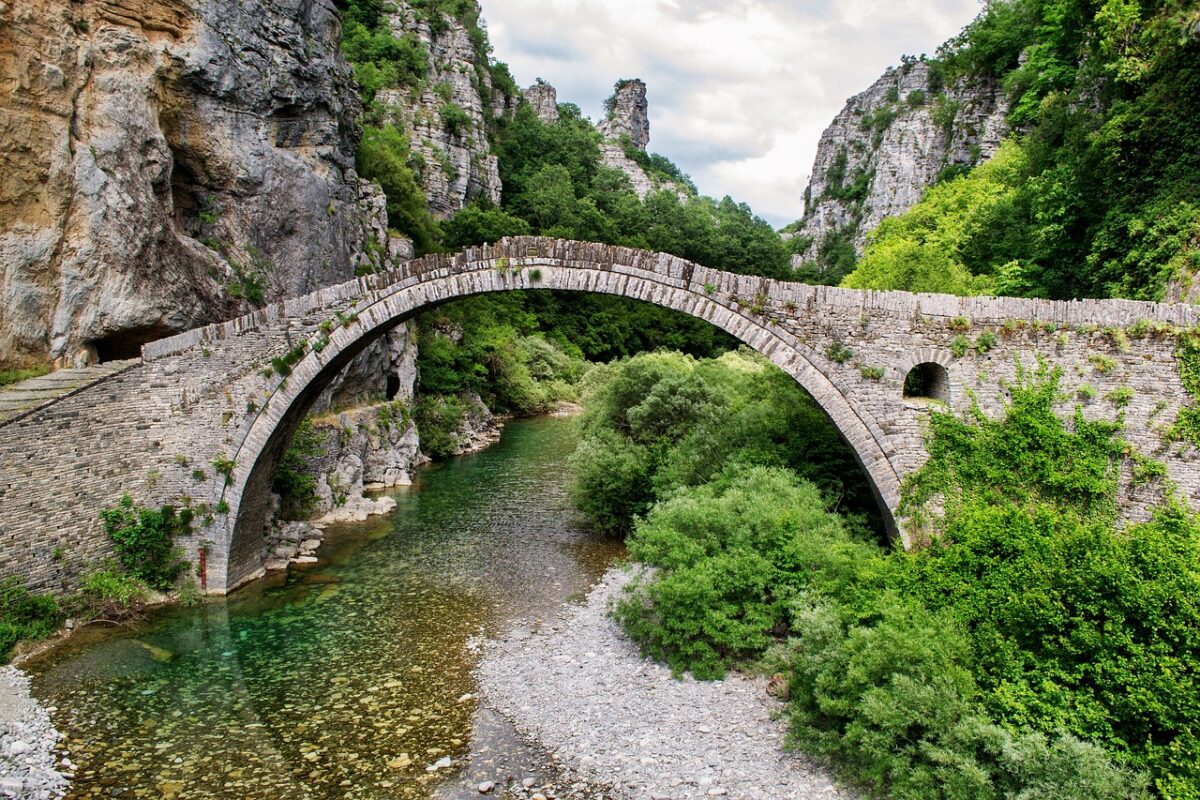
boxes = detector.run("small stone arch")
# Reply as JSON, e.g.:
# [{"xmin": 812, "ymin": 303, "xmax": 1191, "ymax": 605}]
[
  {"xmin": 209, "ymin": 243, "xmax": 907, "ymax": 591},
  {"xmin": 897, "ymin": 349, "xmax": 955, "ymax": 406}
]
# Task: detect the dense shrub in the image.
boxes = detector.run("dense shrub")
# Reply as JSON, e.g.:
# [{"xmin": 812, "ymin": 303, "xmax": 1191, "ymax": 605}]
[
  {"xmin": 415, "ymin": 295, "xmax": 585, "ymax": 420},
  {"xmin": 0, "ymin": 578, "xmax": 61, "ymax": 662},
  {"xmin": 616, "ymin": 467, "xmax": 867, "ymax": 678},
  {"xmin": 412, "ymin": 394, "xmax": 468, "ymax": 459},
  {"xmin": 787, "ymin": 595, "xmax": 1151, "ymax": 800},
  {"xmin": 100, "ymin": 496, "xmax": 190, "ymax": 590},
  {"xmin": 274, "ymin": 419, "xmax": 327, "ymax": 518},
  {"xmin": 897, "ymin": 364, "xmax": 1200, "ymax": 795},
  {"xmin": 568, "ymin": 350, "xmax": 881, "ymax": 536}
]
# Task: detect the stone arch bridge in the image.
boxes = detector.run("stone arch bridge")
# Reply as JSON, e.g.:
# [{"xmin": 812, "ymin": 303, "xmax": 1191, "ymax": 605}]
[{"xmin": 2, "ymin": 237, "xmax": 1198, "ymax": 593}]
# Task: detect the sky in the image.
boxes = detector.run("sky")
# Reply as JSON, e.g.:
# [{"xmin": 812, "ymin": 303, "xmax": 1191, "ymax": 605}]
[{"xmin": 483, "ymin": 0, "xmax": 984, "ymax": 228}]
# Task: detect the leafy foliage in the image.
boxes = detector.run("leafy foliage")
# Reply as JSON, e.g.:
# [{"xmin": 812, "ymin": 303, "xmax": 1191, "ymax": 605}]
[
  {"xmin": 843, "ymin": 0, "xmax": 1200, "ymax": 301},
  {"xmin": 356, "ymin": 126, "xmax": 440, "ymax": 254},
  {"xmin": 568, "ymin": 350, "xmax": 882, "ymax": 537},
  {"xmin": 100, "ymin": 495, "xmax": 190, "ymax": 590},
  {"xmin": 273, "ymin": 419, "xmax": 327, "ymax": 518},
  {"xmin": 616, "ymin": 467, "xmax": 862, "ymax": 678},
  {"xmin": 0, "ymin": 578, "xmax": 61, "ymax": 662}
]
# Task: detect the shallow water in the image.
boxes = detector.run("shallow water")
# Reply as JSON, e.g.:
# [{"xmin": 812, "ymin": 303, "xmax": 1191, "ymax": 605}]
[{"xmin": 26, "ymin": 417, "xmax": 624, "ymax": 799}]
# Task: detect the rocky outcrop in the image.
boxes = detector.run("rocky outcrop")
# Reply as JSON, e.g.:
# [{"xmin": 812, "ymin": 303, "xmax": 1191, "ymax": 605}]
[
  {"xmin": 525, "ymin": 80, "xmax": 559, "ymax": 124},
  {"xmin": 787, "ymin": 61, "xmax": 1008, "ymax": 271},
  {"xmin": 597, "ymin": 79, "xmax": 650, "ymax": 150},
  {"xmin": 0, "ymin": 0, "xmax": 396, "ymax": 366},
  {"xmin": 594, "ymin": 78, "xmax": 688, "ymax": 201},
  {"xmin": 373, "ymin": 1, "xmax": 517, "ymax": 218}
]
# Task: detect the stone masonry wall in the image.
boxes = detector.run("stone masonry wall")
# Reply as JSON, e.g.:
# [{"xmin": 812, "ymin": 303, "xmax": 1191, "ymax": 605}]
[{"xmin": 2, "ymin": 238, "xmax": 1198, "ymax": 594}]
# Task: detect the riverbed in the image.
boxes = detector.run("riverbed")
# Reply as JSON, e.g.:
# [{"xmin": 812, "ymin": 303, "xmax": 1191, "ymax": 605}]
[{"xmin": 24, "ymin": 417, "xmax": 624, "ymax": 800}]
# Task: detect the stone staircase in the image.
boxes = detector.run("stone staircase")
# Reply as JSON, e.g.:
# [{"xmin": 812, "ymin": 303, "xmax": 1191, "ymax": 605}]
[{"xmin": 0, "ymin": 360, "xmax": 139, "ymax": 426}]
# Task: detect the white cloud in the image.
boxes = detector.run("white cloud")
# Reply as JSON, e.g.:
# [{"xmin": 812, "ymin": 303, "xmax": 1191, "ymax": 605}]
[{"xmin": 484, "ymin": 0, "xmax": 982, "ymax": 227}]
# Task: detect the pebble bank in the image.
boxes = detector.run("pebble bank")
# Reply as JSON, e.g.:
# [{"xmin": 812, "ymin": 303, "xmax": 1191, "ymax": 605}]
[
  {"xmin": 0, "ymin": 667, "xmax": 66, "ymax": 799},
  {"xmin": 479, "ymin": 570, "xmax": 855, "ymax": 800}
]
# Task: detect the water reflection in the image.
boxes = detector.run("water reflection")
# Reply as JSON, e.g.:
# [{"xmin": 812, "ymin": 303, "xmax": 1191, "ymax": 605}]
[{"xmin": 28, "ymin": 417, "xmax": 623, "ymax": 799}]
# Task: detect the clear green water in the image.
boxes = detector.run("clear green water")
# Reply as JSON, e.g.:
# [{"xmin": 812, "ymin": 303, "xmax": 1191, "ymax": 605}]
[{"xmin": 26, "ymin": 417, "xmax": 623, "ymax": 799}]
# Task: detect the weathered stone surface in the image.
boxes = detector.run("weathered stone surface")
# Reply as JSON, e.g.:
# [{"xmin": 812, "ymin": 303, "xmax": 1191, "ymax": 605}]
[
  {"xmin": 593, "ymin": 78, "xmax": 688, "ymax": 201},
  {"xmin": 524, "ymin": 80, "xmax": 558, "ymax": 124},
  {"xmin": 373, "ymin": 0, "xmax": 515, "ymax": 218},
  {"xmin": 597, "ymin": 79, "xmax": 650, "ymax": 150},
  {"xmin": 1, "ymin": 238, "xmax": 1196, "ymax": 595},
  {"xmin": 0, "ymin": 0, "xmax": 392, "ymax": 365},
  {"xmin": 788, "ymin": 61, "xmax": 1008, "ymax": 267}
]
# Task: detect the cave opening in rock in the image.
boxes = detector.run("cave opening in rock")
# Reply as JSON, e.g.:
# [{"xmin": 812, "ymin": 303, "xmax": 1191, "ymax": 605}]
[
  {"xmin": 385, "ymin": 374, "xmax": 401, "ymax": 401},
  {"xmin": 91, "ymin": 326, "xmax": 172, "ymax": 363}
]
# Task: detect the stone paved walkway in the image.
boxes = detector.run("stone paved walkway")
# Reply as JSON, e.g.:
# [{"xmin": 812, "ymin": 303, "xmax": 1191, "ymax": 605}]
[{"xmin": 0, "ymin": 361, "xmax": 137, "ymax": 426}]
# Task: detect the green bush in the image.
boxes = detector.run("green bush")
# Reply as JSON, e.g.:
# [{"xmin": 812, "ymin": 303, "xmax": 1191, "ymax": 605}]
[
  {"xmin": 273, "ymin": 419, "xmax": 326, "ymax": 518},
  {"xmin": 568, "ymin": 429, "xmax": 654, "ymax": 535},
  {"xmin": 439, "ymin": 102, "xmax": 472, "ymax": 137},
  {"xmin": 413, "ymin": 394, "xmax": 468, "ymax": 459},
  {"xmin": 786, "ymin": 594, "xmax": 1150, "ymax": 800},
  {"xmin": 0, "ymin": 577, "xmax": 61, "ymax": 661},
  {"xmin": 616, "ymin": 467, "xmax": 864, "ymax": 678},
  {"xmin": 569, "ymin": 350, "xmax": 881, "ymax": 536},
  {"xmin": 79, "ymin": 566, "xmax": 149, "ymax": 606},
  {"xmin": 100, "ymin": 496, "xmax": 190, "ymax": 590}
]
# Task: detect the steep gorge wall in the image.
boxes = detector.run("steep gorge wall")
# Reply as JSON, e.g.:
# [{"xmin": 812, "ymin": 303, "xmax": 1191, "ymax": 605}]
[
  {"xmin": 372, "ymin": 0, "xmax": 516, "ymax": 218},
  {"xmin": 788, "ymin": 62, "xmax": 1008, "ymax": 272},
  {"xmin": 0, "ymin": 0, "xmax": 399, "ymax": 366}
]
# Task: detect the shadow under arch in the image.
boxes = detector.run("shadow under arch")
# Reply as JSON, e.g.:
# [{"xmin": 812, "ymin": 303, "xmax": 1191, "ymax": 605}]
[{"xmin": 215, "ymin": 243, "xmax": 905, "ymax": 591}]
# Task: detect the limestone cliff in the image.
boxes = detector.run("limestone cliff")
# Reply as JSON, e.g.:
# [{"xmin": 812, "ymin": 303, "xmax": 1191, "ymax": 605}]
[
  {"xmin": 372, "ymin": 1, "xmax": 517, "ymax": 218},
  {"xmin": 787, "ymin": 61, "xmax": 1008, "ymax": 272},
  {"xmin": 594, "ymin": 78, "xmax": 689, "ymax": 200},
  {"xmin": 0, "ymin": 0, "xmax": 399, "ymax": 366}
]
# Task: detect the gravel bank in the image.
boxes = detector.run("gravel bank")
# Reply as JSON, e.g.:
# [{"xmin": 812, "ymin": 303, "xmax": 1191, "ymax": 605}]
[
  {"xmin": 0, "ymin": 667, "xmax": 67, "ymax": 799},
  {"xmin": 479, "ymin": 570, "xmax": 855, "ymax": 800}
]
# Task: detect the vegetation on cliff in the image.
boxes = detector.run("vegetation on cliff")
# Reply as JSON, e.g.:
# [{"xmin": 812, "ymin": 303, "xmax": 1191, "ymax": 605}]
[{"xmin": 841, "ymin": 0, "xmax": 1200, "ymax": 300}]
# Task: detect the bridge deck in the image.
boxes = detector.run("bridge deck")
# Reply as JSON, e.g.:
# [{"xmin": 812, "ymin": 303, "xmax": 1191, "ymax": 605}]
[{"xmin": 0, "ymin": 360, "xmax": 139, "ymax": 426}]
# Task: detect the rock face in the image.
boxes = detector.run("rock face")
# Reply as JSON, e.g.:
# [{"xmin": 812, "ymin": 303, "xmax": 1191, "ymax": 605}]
[
  {"xmin": 593, "ymin": 78, "xmax": 688, "ymax": 201},
  {"xmin": 788, "ymin": 61, "xmax": 1008, "ymax": 271},
  {"xmin": 298, "ymin": 325, "xmax": 423, "ymax": 520},
  {"xmin": 373, "ymin": 1, "xmax": 517, "ymax": 218},
  {"xmin": 597, "ymin": 79, "xmax": 650, "ymax": 150},
  {"xmin": 0, "ymin": 0, "xmax": 396, "ymax": 366},
  {"xmin": 525, "ymin": 80, "xmax": 559, "ymax": 124}
]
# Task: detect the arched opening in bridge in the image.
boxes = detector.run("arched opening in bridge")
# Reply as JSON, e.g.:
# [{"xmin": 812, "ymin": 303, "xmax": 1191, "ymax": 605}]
[
  {"xmin": 903, "ymin": 362, "xmax": 949, "ymax": 404},
  {"xmin": 220, "ymin": 256, "xmax": 905, "ymax": 592}
]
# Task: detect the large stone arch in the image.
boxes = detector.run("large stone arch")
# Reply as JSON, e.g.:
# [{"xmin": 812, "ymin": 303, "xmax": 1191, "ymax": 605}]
[{"xmin": 206, "ymin": 246, "xmax": 903, "ymax": 591}]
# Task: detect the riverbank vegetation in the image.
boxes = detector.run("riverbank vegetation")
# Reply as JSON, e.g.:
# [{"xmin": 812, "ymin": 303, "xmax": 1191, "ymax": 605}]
[
  {"xmin": 573, "ymin": 353, "xmax": 1199, "ymax": 799},
  {"xmin": 1, "ymin": 496, "xmax": 198, "ymax": 663}
]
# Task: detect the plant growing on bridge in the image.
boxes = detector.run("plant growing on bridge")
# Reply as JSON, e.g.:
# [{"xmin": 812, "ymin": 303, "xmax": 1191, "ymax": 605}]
[
  {"xmin": 1089, "ymin": 353, "xmax": 1118, "ymax": 375},
  {"xmin": 824, "ymin": 342, "xmax": 854, "ymax": 364},
  {"xmin": 950, "ymin": 335, "xmax": 971, "ymax": 358},
  {"xmin": 211, "ymin": 455, "xmax": 236, "ymax": 486},
  {"xmin": 860, "ymin": 365, "xmax": 885, "ymax": 380},
  {"xmin": 100, "ymin": 496, "xmax": 190, "ymax": 591},
  {"xmin": 1106, "ymin": 386, "xmax": 1134, "ymax": 407},
  {"xmin": 974, "ymin": 331, "xmax": 998, "ymax": 353}
]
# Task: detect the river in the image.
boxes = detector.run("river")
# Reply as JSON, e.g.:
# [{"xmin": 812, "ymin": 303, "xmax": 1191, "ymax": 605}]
[{"xmin": 25, "ymin": 417, "xmax": 624, "ymax": 799}]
